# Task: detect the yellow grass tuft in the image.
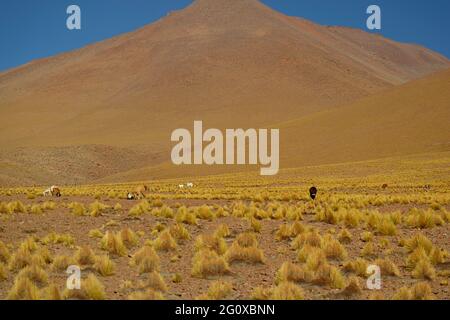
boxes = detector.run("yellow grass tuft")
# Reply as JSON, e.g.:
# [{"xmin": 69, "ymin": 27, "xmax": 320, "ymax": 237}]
[
  {"xmin": 0, "ymin": 240, "xmax": 11, "ymax": 263},
  {"xmin": 290, "ymin": 221, "xmax": 306, "ymax": 237},
  {"xmin": 128, "ymin": 200, "xmax": 150, "ymax": 216},
  {"xmin": 100, "ymin": 231, "xmax": 127, "ymax": 257},
  {"xmin": 404, "ymin": 233, "xmax": 433, "ymax": 254},
  {"xmin": 19, "ymin": 236, "xmax": 38, "ymax": 252},
  {"xmin": 35, "ymin": 247, "xmax": 53, "ymax": 265},
  {"xmin": 154, "ymin": 230, "xmax": 178, "ymax": 251},
  {"xmin": 75, "ymin": 246, "xmax": 97, "ymax": 266},
  {"xmin": 88, "ymin": 229, "xmax": 104, "ymax": 239},
  {"xmin": 17, "ymin": 264, "xmax": 48, "ymax": 285},
  {"xmin": 392, "ymin": 287, "xmax": 412, "ymax": 300},
  {"xmin": 313, "ymin": 263, "xmax": 346, "ymax": 289},
  {"xmin": 315, "ymin": 207, "xmax": 339, "ymax": 225},
  {"xmin": 128, "ymin": 289, "xmax": 164, "ymax": 300},
  {"xmin": 250, "ymin": 217, "xmax": 262, "ymax": 233},
  {"xmin": 374, "ymin": 258, "xmax": 401, "ymax": 277},
  {"xmin": 360, "ymin": 231, "xmax": 373, "ymax": 242},
  {"xmin": 9, "ymin": 247, "xmax": 33, "ymax": 271},
  {"xmin": 93, "ymin": 255, "xmax": 116, "ymax": 276},
  {"xmin": 297, "ymin": 244, "xmax": 319, "ymax": 263},
  {"xmin": 197, "ymin": 280, "xmax": 233, "ymax": 300},
  {"xmin": 392, "ymin": 282, "xmax": 434, "ymax": 300},
  {"xmin": 145, "ymin": 271, "xmax": 168, "ymax": 292},
  {"xmin": 170, "ymin": 223, "xmax": 191, "ymax": 241},
  {"xmin": 286, "ymin": 207, "xmax": 303, "ymax": 221},
  {"xmin": 429, "ymin": 247, "xmax": 447, "ymax": 265},
  {"xmin": 406, "ymin": 247, "xmax": 429, "ymax": 267},
  {"xmin": 196, "ymin": 205, "xmax": 215, "ymax": 220},
  {"xmin": 41, "ymin": 232, "xmax": 75, "ymax": 246},
  {"xmin": 7, "ymin": 201, "xmax": 28, "ymax": 214},
  {"xmin": 322, "ymin": 236, "xmax": 348, "ymax": 261},
  {"xmin": 375, "ymin": 216, "xmax": 397, "ymax": 236},
  {"xmin": 411, "ymin": 258, "xmax": 436, "ymax": 280},
  {"xmin": 191, "ymin": 249, "xmax": 230, "ymax": 278},
  {"xmin": 153, "ymin": 222, "xmax": 166, "ymax": 233},
  {"xmin": 275, "ymin": 224, "xmax": 292, "ymax": 241},
  {"xmin": 341, "ymin": 276, "xmax": 362, "ymax": 296},
  {"xmin": 343, "ymin": 258, "xmax": 369, "ymax": 277},
  {"xmin": 130, "ymin": 245, "xmax": 160, "ymax": 274},
  {"xmin": 215, "ymin": 206, "xmax": 229, "ymax": 218},
  {"xmin": 214, "ymin": 224, "xmax": 231, "ymax": 238},
  {"xmin": 120, "ymin": 227, "xmax": 139, "ymax": 248},
  {"xmin": 224, "ymin": 243, "xmax": 265, "ymax": 264},
  {"xmin": 40, "ymin": 284, "xmax": 62, "ymax": 300},
  {"xmin": 51, "ymin": 255, "xmax": 76, "ymax": 272},
  {"xmin": 405, "ymin": 208, "xmax": 445, "ymax": 229},
  {"xmin": 410, "ymin": 282, "xmax": 435, "ymax": 300},
  {"xmin": 275, "ymin": 262, "xmax": 313, "ymax": 284},
  {"xmin": 153, "ymin": 205, "xmax": 174, "ymax": 219},
  {"xmin": 69, "ymin": 202, "xmax": 86, "ymax": 216},
  {"xmin": 251, "ymin": 286, "xmax": 272, "ymax": 300},
  {"xmin": 235, "ymin": 232, "xmax": 258, "ymax": 248},
  {"xmin": 361, "ymin": 242, "xmax": 376, "ymax": 258},
  {"xmin": 369, "ymin": 292, "xmax": 386, "ymax": 300},
  {"xmin": 89, "ymin": 201, "xmax": 109, "ymax": 217},
  {"xmin": 0, "ymin": 262, "xmax": 8, "ymax": 281},
  {"xmin": 7, "ymin": 277, "xmax": 40, "ymax": 300},
  {"xmin": 27, "ymin": 193, "xmax": 36, "ymax": 200},
  {"xmin": 65, "ymin": 274, "xmax": 106, "ymax": 300},
  {"xmin": 152, "ymin": 199, "xmax": 165, "ymax": 207},
  {"xmin": 41, "ymin": 201, "xmax": 56, "ymax": 211},
  {"xmin": 338, "ymin": 229, "xmax": 352, "ymax": 244},
  {"xmin": 171, "ymin": 273, "xmax": 182, "ymax": 283},
  {"xmin": 271, "ymin": 281, "xmax": 304, "ymax": 300},
  {"xmin": 175, "ymin": 207, "xmax": 198, "ymax": 225},
  {"xmin": 304, "ymin": 248, "xmax": 327, "ymax": 272},
  {"xmin": 291, "ymin": 230, "xmax": 322, "ymax": 249},
  {"xmin": 195, "ymin": 234, "xmax": 228, "ymax": 255},
  {"xmin": 30, "ymin": 204, "xmax": 43, "ymax": 215}
]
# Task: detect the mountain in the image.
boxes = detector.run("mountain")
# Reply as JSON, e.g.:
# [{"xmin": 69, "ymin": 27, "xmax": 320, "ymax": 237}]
[
  {"xmin": 0, "ymin": 0, "xmax": 449, "ymax": 186},
  {"xmin": 96, "ymin": 68, "xmax": 450, "ymax": 182},
  {"xmin": 278, "ymin": 68, "xmax": 450, "ymax": 167}
]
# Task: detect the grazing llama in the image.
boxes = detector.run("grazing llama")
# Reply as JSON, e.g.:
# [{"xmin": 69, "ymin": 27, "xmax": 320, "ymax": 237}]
[
  {"xmin": 133, "ymin": 185, "xmax": 149, "ymax": 199},
  {"xmin": 43, "ymin": 186, "xmax": 61, "ymax": 197},
  {"xmin": 309, "ymin": 186, "xmax": 318, "ymax": 200}
]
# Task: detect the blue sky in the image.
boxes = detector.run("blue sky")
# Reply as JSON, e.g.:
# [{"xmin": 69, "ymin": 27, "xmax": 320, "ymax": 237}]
[{"xmin": 1, "ymin": 0, "xmax": 449, "ymax": 72}]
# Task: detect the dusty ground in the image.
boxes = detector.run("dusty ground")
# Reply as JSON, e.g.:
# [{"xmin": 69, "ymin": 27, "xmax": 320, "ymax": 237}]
[{"xmin": 0, "ymin": 191, "xmax": 448, "ymax": 300}]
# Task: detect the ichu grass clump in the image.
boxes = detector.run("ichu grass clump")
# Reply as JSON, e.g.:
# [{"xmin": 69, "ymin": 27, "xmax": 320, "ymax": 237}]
[
  {"xmin": 100, "ymin": 231, "xmax": 127, "ymax": 257},
  {"xmin": 119, "ymin": 227, "xmax": 139, "ymax": 248},
  {"xmin": 154, "ymin": 231, "xmax": 178, "ymax": 252},
  {"xmin": 191, "ymin": 249, "xmax": 230, "ymax": 278},
  {"xmin": 130, "ymin": 246, "xmax": 160, "ymax": 274},
  {"xmin": 195, "ymin": 234, "xmax": 228, "ymax": 255},
  {"xmin": 196, "ymin": 281, "xmax": 233, "ymax": 300}
]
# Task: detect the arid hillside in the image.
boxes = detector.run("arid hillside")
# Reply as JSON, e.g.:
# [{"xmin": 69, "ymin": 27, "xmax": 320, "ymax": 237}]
[
  {"xmin": 277, "ymin": 68, "xmax": 450, "ymax": 168},
  {"xmin": 97, "ymin": 68, "xmax": 450, "ymax": 182},
  {"xmin": 0, "ymin": 0, "xmax": 449, "ymax": 185}
]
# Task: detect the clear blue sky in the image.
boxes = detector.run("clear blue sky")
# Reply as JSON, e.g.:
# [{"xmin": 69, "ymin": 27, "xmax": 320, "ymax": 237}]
[{"xmin": 1, "ymin": 0, "xmax": 449, "ymax": 72}]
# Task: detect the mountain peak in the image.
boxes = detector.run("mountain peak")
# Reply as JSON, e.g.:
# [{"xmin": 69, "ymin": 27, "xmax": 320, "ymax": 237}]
[{"xmin": 190, "ymin": 0, "xmax": 263, "ymax": 9}]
